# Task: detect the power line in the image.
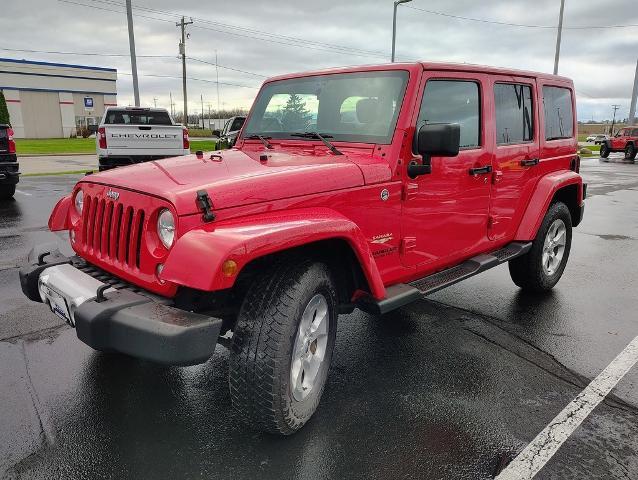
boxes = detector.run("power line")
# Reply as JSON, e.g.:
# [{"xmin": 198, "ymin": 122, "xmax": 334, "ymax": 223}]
[
  {"xmin": 403, "ymin": 4, "xmax": 638, "ymax": 29},
  {"xmin": 187, "ymin": 56, "xmax": 267, "ymax": 78},
  {"xmin": 0, "ymin": 47, "xmax": 268, "ymax": 79},
  {"xmin": 86, "ymin": 0, "xmax": 390, "ymax": 57},
  {"xmin": 118, "ymin": 71, "xmax": 258, "ymax": 89},
  {"xmin": 58, "ymin": 0, "xmax": 391, "ymax": 59}
]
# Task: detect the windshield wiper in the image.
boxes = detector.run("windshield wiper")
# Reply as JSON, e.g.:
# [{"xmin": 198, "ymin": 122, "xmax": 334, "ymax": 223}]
[
  {"xmin": 290, "ymin": 132, "xmax": 343, "ymax": 155},
  {"xmin": 246, "ymin": 134, "xmax": 274, "ymax": 149}
]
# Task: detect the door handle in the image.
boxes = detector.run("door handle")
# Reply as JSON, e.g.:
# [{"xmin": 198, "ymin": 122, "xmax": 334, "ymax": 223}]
[
  {"xmin": 521, "ymin": 158, "xmax": 539, "ymax": 167},
  {"xmin": 468, "ymin": 165, "xmax": 492, "ymax": 176}
]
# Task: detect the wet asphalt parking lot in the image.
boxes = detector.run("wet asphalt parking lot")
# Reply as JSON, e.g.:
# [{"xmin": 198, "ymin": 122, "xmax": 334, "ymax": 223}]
[{"xmin": 1, "ymin": 156, "xmax": 637, "ymax": 480}]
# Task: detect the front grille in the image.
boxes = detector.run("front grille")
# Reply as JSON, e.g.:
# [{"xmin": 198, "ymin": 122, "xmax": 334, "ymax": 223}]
[{"xmin": 80, "ymin": 194, "xmax": 146, "ymax": 268}]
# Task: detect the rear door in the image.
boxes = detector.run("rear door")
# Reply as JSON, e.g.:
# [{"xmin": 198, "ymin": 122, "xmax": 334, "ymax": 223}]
[
  {"xmin": 488, "ymin": 76, "xmax": 539, "ymax": 241},
  {"xmin": 401, "ymin": 71, "xmax": 492, "ymax": 268}
]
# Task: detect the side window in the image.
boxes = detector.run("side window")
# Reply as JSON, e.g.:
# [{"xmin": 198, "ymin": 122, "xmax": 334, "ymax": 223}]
[
  {"xmin": 417, "ymin": 80, "xmax": 480, "ymax": 149},
  {"xmin": 543, "ymin": 86, "xmax": 574, "ymax": 140},
  {"xmin": 494, "ymin": 83, "xmax": 533, "ymax": 145},
  {"xmin": 632, "ymin": 129, "xmax": 638, "ymax": 137}
]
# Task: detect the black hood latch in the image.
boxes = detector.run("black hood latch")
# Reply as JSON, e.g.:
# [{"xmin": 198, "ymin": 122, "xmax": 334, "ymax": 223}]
[{"xmin": 196, "ymin": 190, "xmax": 215, "ymax": 222}]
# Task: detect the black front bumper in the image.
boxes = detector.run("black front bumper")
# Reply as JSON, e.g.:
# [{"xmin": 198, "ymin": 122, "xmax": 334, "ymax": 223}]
[
  {"xmin": 19, "ymin": 246, "xmax": 222, "ymax": 366},
  {"xmin": 0, "ymin": 153, "xmax": 20, "ymax": 185}
]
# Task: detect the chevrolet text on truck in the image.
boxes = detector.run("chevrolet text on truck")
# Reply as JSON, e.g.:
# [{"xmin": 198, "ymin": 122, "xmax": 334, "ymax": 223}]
[
  {"xmin": 20, "ymin": 62, "xmax": 585, "ymax": 434},
  {"xmin": 97, "ymin": 107, "xmax": 190, "ymax": 171}
]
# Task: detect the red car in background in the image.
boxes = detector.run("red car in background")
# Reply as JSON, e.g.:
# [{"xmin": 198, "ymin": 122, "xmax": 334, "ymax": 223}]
[{"xmin": 600, "ymin": 126, "xmax": 638, "ymax": 160}]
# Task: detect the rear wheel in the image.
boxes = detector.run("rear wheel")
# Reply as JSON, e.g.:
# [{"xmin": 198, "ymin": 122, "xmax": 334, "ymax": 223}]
[
  {"xmin": 625, "ymin": 143, "xmax": 636, "ymax": 160},
  {"xmin": 229, "ymin": 259, "xmax": 337, "ymax": 435},
  {"xmin": 509, "ymin": 202, "xmax": 572, "ymax": 292},
  {"xmin": 0, "ymin": 185, "xmax": 16, "ymax": 200},
  {"xmin": 599, "ymin": 143, "xmax": 610, "ymax": 158}
]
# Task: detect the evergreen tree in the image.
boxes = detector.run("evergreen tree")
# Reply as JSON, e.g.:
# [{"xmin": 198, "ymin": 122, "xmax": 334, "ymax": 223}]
[
  {"xmin": 0, "ymin": 90, "xmax": 10, "ymax": 126},
  {"xmin": 281, "ymin": 93, "xmax": 310, "ymax": 131}
]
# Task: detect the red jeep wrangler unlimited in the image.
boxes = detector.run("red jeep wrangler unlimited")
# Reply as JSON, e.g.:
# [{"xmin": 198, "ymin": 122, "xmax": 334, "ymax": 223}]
[
  {"xmin": 20, "ymin": 63, "xmax": 585, "ymax": 434},
  {"xmin": 600, "ymin": 126, "xmax": 638, "ymax": 160}
]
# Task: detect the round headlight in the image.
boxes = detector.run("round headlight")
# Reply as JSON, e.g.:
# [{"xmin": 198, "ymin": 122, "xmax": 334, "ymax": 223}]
[
  {"xmin": 157, "ymin": 209, "xmax": 175, "ymax": 249},
  {"xmin": 74, "ymin": 190, "xmax": 83, "ymax": 214}
]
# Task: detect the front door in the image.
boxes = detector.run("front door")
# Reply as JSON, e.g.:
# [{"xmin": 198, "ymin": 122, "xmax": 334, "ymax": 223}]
[{"xmin": 401, "ymin": 73, "xmax": 492, "ymax": 268}]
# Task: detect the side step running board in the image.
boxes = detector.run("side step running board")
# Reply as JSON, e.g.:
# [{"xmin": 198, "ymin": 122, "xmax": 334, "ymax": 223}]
[{"xmin": 358, "ymin": 241, "xmax": 531, "ymax": 315}]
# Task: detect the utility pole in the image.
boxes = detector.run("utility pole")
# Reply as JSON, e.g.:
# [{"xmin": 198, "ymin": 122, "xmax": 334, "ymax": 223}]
[
  {"xmin": 629, "ymin": 58, "xmax": 638, "ymax": 125},
  {"xmin": 611, "ymin": 104, "xmax": 620, "ymax": 135},
  {"xmin": 125, "ymin": 0, "xmax": 140, "ymax": 106},
  {"xmin": 215, "ymin": 50, "xmax": 220, "ymax": 117},
  {"xmin": 153, "ymin": 97, "xmax": 158, "ymax": 108},
  {"xmin": 176, "ymin": 16, "xmax": 193, "ymax": 125},
  {"xmin": 200, "ymin": 94, "xmax": 204, "ymax": 128},
  {"xmin": 169, "ymin": 92, "xmax": 174, "ymax": 117},
  {"xmin": 391, "ymin": 0, "xmax": 412, "ymax": 62},
  {"xmin": 553, "ymin": 0, "xmax": 566, "ymax": 75}
]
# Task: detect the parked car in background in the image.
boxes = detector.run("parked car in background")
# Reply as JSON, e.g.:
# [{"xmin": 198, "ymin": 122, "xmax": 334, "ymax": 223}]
[
  {"xmin": 216, "ymin": 116, "xmax": 245, "ymax": 147},
  {"xmin": 585, "ymin": 133, "xmax": 609, "ymax": 144},
  {"xmin": 0, "ymin": 124, "xmax": 19, "ymax": 200},
  {"xmin": 21, "ymin": 62, "xmax": 585, "ymax": 434},
  {"xmin": 97, "ymin": 107, "xmax": 190, "ymax": 171},
  {"xmin": 600, "ymin": 127, "xmax": 638, "ymax": 159}
]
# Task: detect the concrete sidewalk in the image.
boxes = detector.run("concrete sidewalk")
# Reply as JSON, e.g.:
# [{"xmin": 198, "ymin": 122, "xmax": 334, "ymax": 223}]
[{"xmin": 18, "ymin": 154, "xmax": 98, "ymax": 175}]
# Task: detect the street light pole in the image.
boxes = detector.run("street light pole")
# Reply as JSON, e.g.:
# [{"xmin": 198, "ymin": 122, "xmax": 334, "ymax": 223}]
[
  {"xmin": 629, "ymin": 58, "xmax": 638, "ymax": 125},
  {"xmin": 391, "ymin": 0, "xmax": 412, "ymax": 62},
  {"xmin": 553, "ymin": 0, "xmax": 566, "ymax": 75},
  {"xmin": 125, "ymin": 0, "xmax": 140, "ymax": 106}
]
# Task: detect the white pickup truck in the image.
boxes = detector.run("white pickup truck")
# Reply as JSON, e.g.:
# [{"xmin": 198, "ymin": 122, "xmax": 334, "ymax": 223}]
[{"xmin": 96, "ymin": 107, "xmax": 190, "ymax": 171}]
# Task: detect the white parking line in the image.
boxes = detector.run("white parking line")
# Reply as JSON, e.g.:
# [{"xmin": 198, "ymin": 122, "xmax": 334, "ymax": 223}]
[
  {"xmin": 15, "ymin": 189, "xmax": 32, "ymax": 196},
  {"xmin": 497, "ymin": 335, "xmax": 638, "ymax": 479}
]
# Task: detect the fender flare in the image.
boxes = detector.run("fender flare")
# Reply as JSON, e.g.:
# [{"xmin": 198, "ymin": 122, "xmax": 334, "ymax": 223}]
[
  {"xmin": 515, "ymin": 171, "xmax": 583, "ymax": 241},
  {"xmin": 161, "ymin": 207, "xmax": 386, "ymax": 299},
  {"xmin": 48, "ymin": 195, "xmax": 71, "ymax": 231}
]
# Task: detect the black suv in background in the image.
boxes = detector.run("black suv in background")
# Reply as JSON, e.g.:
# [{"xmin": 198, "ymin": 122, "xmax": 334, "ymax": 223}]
[{"xmin": 0, "ymin": 125, "xmax": 19, "ymax": 200}]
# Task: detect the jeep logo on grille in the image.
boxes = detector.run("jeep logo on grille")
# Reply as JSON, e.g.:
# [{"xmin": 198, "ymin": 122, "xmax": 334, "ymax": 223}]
[{"xmin": 106, "ymin": 189, "xmax": 120, "ymax": 201}]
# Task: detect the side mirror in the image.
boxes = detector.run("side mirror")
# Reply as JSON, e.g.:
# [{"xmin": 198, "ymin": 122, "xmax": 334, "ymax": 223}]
[
  {"xmin": 416, "ymin": 123, "xmax": 461, "ymax": 157},
  {"xmin": 212, "ymin": 129, "xmax": 221, "ymax": 137},
  {"xmin": 408, "ymin": 123, "xmax": 461, "ymax": 178}
]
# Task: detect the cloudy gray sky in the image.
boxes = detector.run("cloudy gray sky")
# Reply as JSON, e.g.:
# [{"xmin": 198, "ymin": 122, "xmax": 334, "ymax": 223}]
[{"xmin": 2, "ymin": 0, "xmax": 637, "ymax": 121}]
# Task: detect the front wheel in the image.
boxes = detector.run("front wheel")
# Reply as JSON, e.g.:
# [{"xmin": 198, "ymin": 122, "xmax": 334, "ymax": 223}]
[
  {"xmin": 625, "ymin": 143, "xmax": 636, "ymax": 160},
  {"xmin": 509, "ymin": 202, "xmax": 572, "ymax": 292},
  {"xmin": 229, "ymin": 260, "xmax": 337, "ymax": 435},
  {"xmin": 599, "ymin": 143, "xmax": 610, "ymax": 158}
]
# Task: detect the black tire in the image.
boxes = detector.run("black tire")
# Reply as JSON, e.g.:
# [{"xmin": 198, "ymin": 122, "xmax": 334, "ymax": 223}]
[
  {"xmin": 599, "ymin": 143, "xmax": 610, "ymax": 158},
  {"xmin": 0, "ymin": 184, "xmax": 16, "ymax": 200},
  {"xmin": 625, "ymin": 143, "xmax": 636, "ymax": 160},
  {"xmin": 509, "ymin": 202, "xmax": 572, "ymax": 292},
  {"xmin": 229, "ymin": 259, "xmax": 338, "ymax": 435}
]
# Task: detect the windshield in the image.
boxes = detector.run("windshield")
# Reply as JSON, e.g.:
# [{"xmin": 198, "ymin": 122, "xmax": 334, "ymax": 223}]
[{"xmin": 243, "ymin": 70, "xmax": 409, "ymax": 144}]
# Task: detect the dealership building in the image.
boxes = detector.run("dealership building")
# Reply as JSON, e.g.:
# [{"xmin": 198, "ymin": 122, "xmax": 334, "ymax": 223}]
[{"xmin": 0, "ymin": 58, "xmax": 117, "ymax": 138}]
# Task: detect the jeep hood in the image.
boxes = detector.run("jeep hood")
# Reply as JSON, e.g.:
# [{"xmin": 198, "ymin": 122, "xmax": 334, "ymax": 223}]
[{"xmin": 84, "ymin": 149, "xmax": 379, "ymax": 215}]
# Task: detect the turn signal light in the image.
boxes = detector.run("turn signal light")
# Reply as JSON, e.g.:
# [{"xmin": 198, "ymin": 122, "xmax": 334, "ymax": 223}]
[
  {"xmin": 183, "ymin": 128, "xmax": 190, "ymax": 150},
  {"xmin": 7, "ymin": 128, "xmax": 15, "ymax": 154},
  {"xmin": 222, "ymin": 259, "xmax": 238, "ymax": 277},
  {"xmin": 98, "ymin": 127, "xmax": 107, "ymax": 149}
]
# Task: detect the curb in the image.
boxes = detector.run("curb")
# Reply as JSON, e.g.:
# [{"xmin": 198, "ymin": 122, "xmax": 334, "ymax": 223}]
[{"xmin": 17, "ymin": 153, "xmax": 97, "ymax": 157}]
